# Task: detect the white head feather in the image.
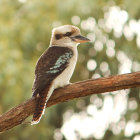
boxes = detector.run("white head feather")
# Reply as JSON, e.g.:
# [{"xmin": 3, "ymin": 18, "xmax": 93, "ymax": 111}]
[{"xmin": 50, "ymin": 25, "xmax": 81, "ymax": 47}]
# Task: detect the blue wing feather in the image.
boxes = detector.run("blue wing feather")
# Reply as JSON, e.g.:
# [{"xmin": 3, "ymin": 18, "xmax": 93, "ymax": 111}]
[{"xmin": 32, "ymin": 46, "xmax": 73, "ymax": 97}]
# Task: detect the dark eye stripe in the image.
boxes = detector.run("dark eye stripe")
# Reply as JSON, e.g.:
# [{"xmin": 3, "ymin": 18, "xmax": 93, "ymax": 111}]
[
  {"xmin": 65, "ymin": 32, "xmax": 72, "ymax": 36},
  {"xmin": 55, "ymin": 32, "xmax": 72, "ymax": 40},
  {"xmin": 55, "ymin": 34, "xmax": 62, "ymax": 40}
]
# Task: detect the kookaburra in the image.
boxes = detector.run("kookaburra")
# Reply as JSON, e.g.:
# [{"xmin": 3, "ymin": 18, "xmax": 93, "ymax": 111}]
[{"xmin": 31, "ymin": 25, "xmax": 90, "ymax": 125}]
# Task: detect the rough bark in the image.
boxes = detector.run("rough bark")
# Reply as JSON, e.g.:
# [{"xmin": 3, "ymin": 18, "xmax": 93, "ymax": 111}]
[{"xmin": 0, "ymin": 72, "xmax": 140, "ymax": 133}]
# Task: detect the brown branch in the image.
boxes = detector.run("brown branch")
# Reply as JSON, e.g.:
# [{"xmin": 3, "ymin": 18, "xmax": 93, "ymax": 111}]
[{"xmin": 1, "ymin": 72, "xmax": 140, "ymax": 133}]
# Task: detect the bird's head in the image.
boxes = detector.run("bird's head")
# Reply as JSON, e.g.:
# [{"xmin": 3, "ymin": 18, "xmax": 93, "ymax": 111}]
[{"xmin": 50, "ymin": 25, "xmax": 90, "ymax": 47}]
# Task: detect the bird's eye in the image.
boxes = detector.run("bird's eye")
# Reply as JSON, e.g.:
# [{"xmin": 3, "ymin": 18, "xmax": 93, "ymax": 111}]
[
  {"xmin": 55, "ymin": 34, "xmax": 62, "ymax": 40},
  {"xmin": 65, "ymin": 32, "xmax": 72, "ymax": 36}
]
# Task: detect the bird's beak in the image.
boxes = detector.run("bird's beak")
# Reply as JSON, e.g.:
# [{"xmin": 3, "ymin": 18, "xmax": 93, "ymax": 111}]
[{"xmin": 70, "ymin": 35, "xmax": 90, "ymax": 43}]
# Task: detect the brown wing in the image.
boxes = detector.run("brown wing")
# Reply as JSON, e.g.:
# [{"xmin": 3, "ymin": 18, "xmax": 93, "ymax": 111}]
[{"xmin": 32, "ymin": 46, "xmax": 73, "ymax": 97}]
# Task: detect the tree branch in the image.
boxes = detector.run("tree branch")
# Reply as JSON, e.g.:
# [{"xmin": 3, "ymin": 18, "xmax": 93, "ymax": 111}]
[{"xmin": 1, "ymin": 72, "xmax": 140, "ymax": 133}]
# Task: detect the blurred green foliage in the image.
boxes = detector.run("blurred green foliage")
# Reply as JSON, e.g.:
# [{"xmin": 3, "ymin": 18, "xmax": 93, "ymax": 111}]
[{"xmin": 0, "ymin": 0, "xmax": 140, "ymax": 140}]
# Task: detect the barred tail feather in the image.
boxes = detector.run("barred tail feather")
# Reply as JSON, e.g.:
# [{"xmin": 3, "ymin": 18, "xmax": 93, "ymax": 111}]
[{"xmin": 31, "ymin": 86, "xmax": 54, "ymax": 125}]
